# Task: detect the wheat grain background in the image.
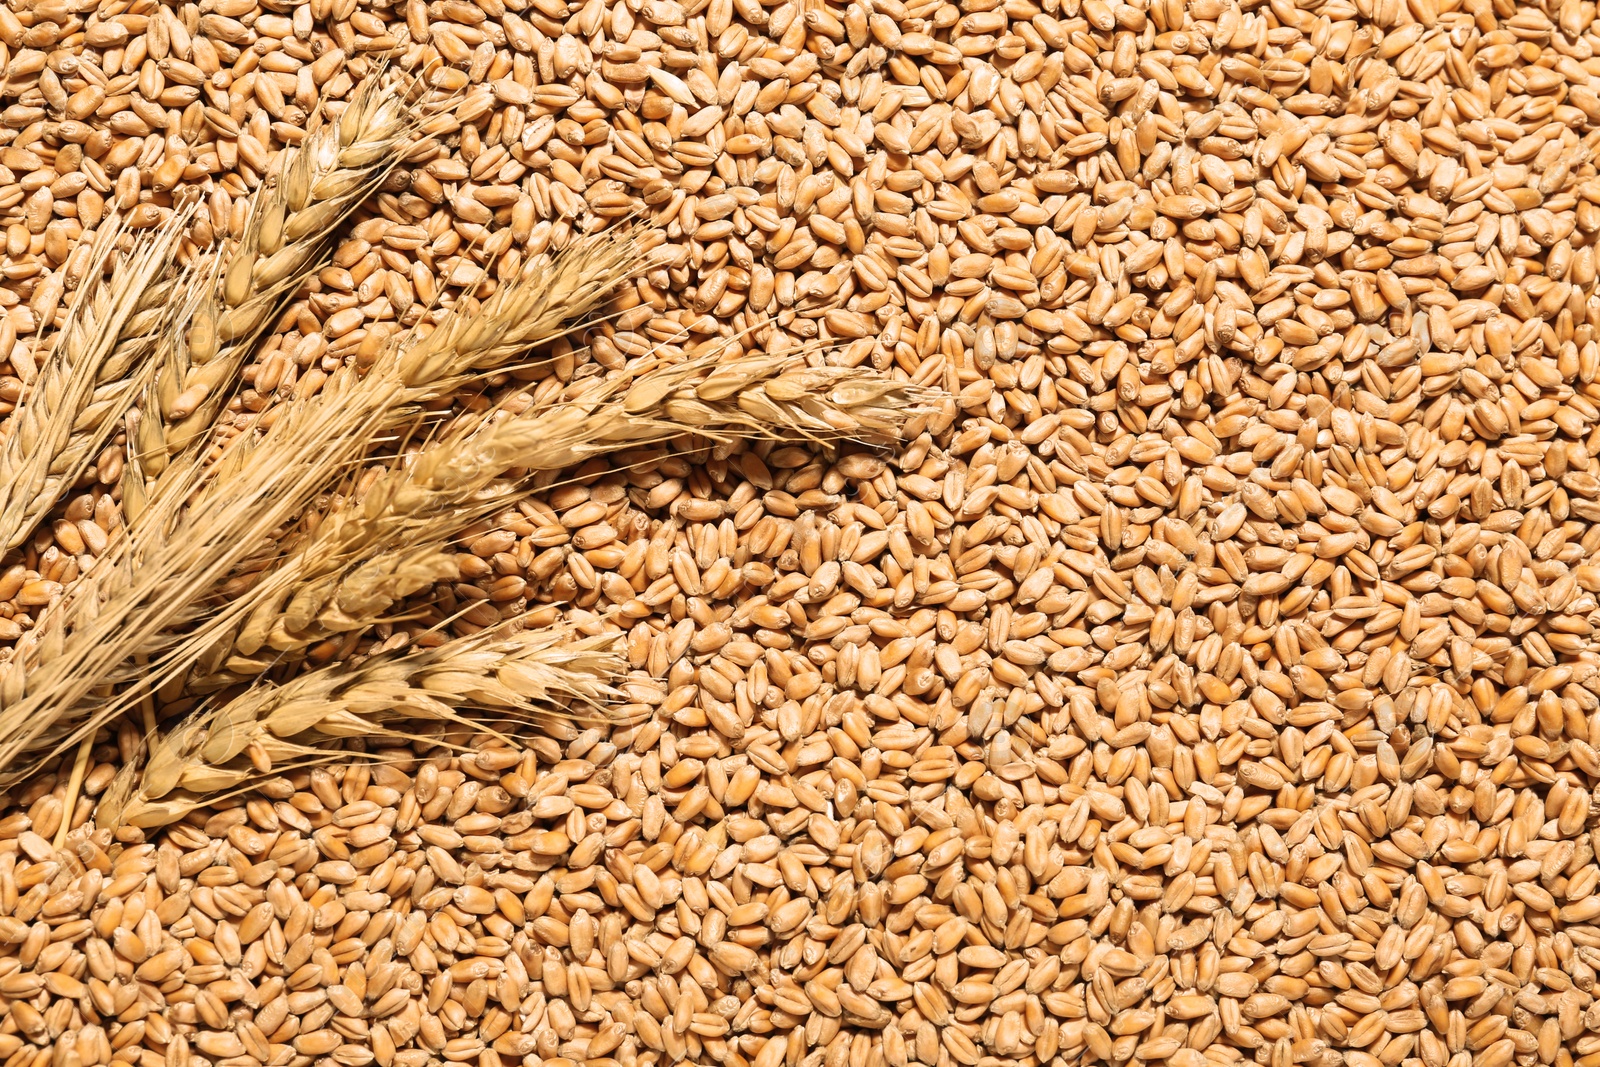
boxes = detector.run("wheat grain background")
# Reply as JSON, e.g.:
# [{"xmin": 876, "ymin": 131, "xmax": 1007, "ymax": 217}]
[{"xmin": 4, "ymin": 2, "xmax": 1600, "ymax": 1067}]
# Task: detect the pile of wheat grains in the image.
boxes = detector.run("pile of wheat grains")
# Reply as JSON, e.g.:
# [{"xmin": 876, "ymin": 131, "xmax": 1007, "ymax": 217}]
[{"xmin": 4, "ymin": 0, "xmax": 1600, "ymax": 1066}]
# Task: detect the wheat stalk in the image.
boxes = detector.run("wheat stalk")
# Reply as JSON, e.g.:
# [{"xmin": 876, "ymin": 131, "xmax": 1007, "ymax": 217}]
[
  {"xmin": 0, "ymin": 214, "xmax": 190, "ymax": 551},
  {"xmin": 128, "ymin": 72, "xmax": 423, "ymax": 517},
  {"xmin": 104, "ymin": 621, "xmax": 620, "ymax": 827}
]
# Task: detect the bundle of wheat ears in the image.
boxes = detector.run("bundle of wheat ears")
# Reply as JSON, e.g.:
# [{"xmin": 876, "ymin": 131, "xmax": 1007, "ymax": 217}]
[{"xmin": 0, "ymin": 72, "xmax": 935, "ymax": 839}]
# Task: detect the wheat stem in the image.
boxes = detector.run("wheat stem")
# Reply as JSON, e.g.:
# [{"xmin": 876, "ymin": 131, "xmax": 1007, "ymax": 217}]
[{"xmin": 53, "ymin": 730, "xmax": 94, "ymax": 848}]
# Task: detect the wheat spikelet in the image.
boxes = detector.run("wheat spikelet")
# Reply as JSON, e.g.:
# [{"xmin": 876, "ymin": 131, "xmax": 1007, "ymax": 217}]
[
  {"xmin": 110, "ymin": 621, "xmax": 620, "ymax": 827},
  {"xmin": 0, "ymin": 214, "xmax": 189, "ymax": 551},
  {"xmin": 194, "ymin": 541, "xmax": 459, "ymax": 684},
  {"xmin": 129, "ymin": 72, "xmax": 422, "ymax": 508}
]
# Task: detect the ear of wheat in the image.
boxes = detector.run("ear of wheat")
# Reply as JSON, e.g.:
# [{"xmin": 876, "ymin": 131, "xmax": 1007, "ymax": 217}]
[
  {"xmin": 613, "ymin": 350, "xmax": 938, "ymax": 445},
  {"xmin": 102, "ymin": 621, "xmax": 621, "ymax": 828},
  {"xmin": 394, "ymin": 231, "xmax": 652, "ymax": 393},
  {"xmin": 128, "ymin": 72, "xmax": 423, "ymax": 519},
  {"xmin": 0, "ymin": 227, "xmax": 654, "ymax": 789},
  {"xmin": 0, "ymin": 213, "xmax": 191, "ymax": 551},
  {"xmin": 196, "ymin": 337, "xmax": 937, "ymax": 686},
  {"xmin": 0, "ymin": 354, "xmax": 409, "ymax": 784}
]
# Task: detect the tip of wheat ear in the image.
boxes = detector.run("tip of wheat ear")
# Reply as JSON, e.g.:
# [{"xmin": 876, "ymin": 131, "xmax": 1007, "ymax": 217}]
[
  {"xmin": 393, "ymin": 229, "xmax": 651, "ymax": 391},
  {"xmin": 133, "ymin": 70, "xmax": 425, "ymax": 495}
]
